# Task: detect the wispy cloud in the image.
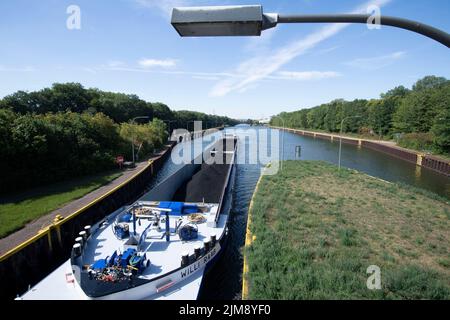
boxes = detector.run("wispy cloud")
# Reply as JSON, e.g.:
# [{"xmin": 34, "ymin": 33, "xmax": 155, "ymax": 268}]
[
  {"xmin": 135, "ymin": 0, "xmax": 220, "ymax": 19},
  {"xmin": 101, "ymin": 65, "xmax": 340, "ymax": 82},
  {"xmin": 138, "ymin": 58, "xmax": 178, "ymax": 68},
  {"xmin": 107, "ymin": 60, "xmax": 126, "ymax": 68},
  {"xmin": 344, "ymin": 51, "xmax": 406, "ymax": 70},
  {"xmin": 245, "ymin": 27, "xmax": 278, "ymax": 53},
  {"xmin": 0, "ymin": 65, "xmax": 36, "ymax": 72},
  {"xmin": 134, "ymin": 0, "xmax": 188, "ymax": 18},
  {"xmin": 210, "ymin": 0, "xmax": 392, "ymax": 97},
  {"xmin": 100, "ymin": 66, "xmax": 237, "ymax": 78},
  {"xmin": 82, "ymin": 67, "xmax": 97, "ymax": 74},
  {"xmin": 192, "ymin": 75, "xmax": 221, "ymax": 81},
  {"xmin": 316, "ymin": 46, "xmax": 340, "ymax": 55},
  {"xmin": 270, "ymin": 71, "xmax": 341, "ymax": 81}
]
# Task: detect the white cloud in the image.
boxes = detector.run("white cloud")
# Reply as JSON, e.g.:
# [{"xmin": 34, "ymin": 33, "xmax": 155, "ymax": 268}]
[
  {"xmin": 316, "ymin": 46, "xmax": 340, "ymax": 55},
  {"xmin": 344, "ymin": 51, "xmax": 406, "ymax": 70},
  {"xmin": 82, "ymin": 67, "xmax": 97, "ymax": 74},
  {"xmin": 134, "ymin": 0, "xmax": 187, "ymax": 17},
  {"xmin": 134, "ymin": 0, "xmax": 217, "ymax": 19},
  {"xmin": 245, "ymin": 27, "xmax": 278, "ymax": 53},
  {"xmin": 192, "ymin": 75, "xmax": 221, "ymax": 81},
  {"xmin": 270, "ymin": 71, "xmax": 341, "ymax": 80},
  {"xmin": 209, "ymin": 0, "xmax": 392, "ymax": 97},
  {"xmin": 101, "ymin": 65, "xmax": 339, "ymax": 82},
  {"xmin": 0, "ymin": 65, "xmax": 36, "ymax": 72},
  {"xmin": 101, "ymin": 66, "xmax": 237, "ymax": 78},
  {"xmin": 107, "ymin": 60, "xmax": 126, "ymax": 68},
  {"xmin": 138, "ymin": 58, "xmax": 178, "ymax": 68}
]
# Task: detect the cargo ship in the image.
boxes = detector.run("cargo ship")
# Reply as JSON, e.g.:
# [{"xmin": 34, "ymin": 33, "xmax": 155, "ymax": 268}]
[{"xmin": 19, "ymin": 135, "xmax": 238, "ymax": 300}]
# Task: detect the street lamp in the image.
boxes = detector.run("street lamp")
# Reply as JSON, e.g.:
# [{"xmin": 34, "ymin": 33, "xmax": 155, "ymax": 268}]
[
  {"xmin": 161, "ymin": 119, "xmax": 176, "ymax": 140},
  {"xmin": 186, "ymin": 120, "xmax": 197, "ymax": 132},
  {"xmin": 338, "ymin": 116, "xmax": 362, "ymax": 171},
  {"xmin": 171, "ymin": 5, "xmax": 450, "ymax": 47},
  {"xmin": 131, "ymin": 116, "xmax": 150, "ymax": 165}
]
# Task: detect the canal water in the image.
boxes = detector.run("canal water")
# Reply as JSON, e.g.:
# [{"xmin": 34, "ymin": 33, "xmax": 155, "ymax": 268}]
[{"xmin": 148, "ymin": 125, "xmax": 450, "ymax": 300}]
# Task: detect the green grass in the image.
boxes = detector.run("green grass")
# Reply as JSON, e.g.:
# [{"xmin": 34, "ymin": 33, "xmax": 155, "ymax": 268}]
[
  {"xmin": 0, "ymin": 170, "xmax": 122, "ymax": 238},
  {"xmin": 245, "ymin": 161, "xmax": 450, "ymax": 299}
]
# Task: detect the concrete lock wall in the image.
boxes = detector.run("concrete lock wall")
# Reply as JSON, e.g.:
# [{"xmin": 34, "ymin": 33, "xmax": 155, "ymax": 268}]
[
  {"xmin": 140, "ymin": 164, "xmax": 198, "ymax": 202},
  {"xmin": 274, "ymin": 126, "xmax": 450, "ymax": 177},
  {"xmin": 362, "ymin": 141, "xmax": 418, "ymax": 164},
  {"xmin": 422, "ymin": 155, "xmax": 450, "ymax": 174},
  {"xmin": 141, "ymin": 140, "xmax": 218, "ymax": 202}
]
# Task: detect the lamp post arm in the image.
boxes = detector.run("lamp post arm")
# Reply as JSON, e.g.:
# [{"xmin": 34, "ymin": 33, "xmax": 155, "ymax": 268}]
[{"xmin": 275, "ymin": 14, "xmax": 450, "ymax": 48}]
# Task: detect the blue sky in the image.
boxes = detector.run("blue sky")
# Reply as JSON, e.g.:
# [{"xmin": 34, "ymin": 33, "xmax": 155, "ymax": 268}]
[{"xmin": 0, "ymin": 0, "xmax": 449, "ymax": 119}]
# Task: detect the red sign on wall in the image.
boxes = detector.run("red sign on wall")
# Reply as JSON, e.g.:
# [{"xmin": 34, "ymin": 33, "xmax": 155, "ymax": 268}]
[{"xmin": 116, "ymin": 155, "xmax": 124, "ymax": 165}]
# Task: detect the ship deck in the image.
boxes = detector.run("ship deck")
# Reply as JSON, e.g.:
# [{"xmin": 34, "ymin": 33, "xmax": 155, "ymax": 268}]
[{"xmin": 82, "ymin": 202, "xmax": 227, "ymax": 280}]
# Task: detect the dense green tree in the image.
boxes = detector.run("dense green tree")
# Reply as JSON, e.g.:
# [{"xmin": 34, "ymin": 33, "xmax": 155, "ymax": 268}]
[
  {"xmin": 0, "ymin": 91, "xmax": 34, "ymax": 114},
  {"xmin": 381, "ymin": 85, "xmax": 410, "ymax": 99},
  {"xmin": 270, "ymin": 76, "xmax": 449, "ymax": 156},
  {"xmin": 393, "ymin": 84, "xmax": 449, "ymax": 133},
  {"xmin": 368, "ymin": 99, "xmax": 395, "ymax": 136},
  {"xmin": 0, "ymin": 83, "xmax": 238, "ymax": 129},
  {"xmin": 430, "ymin": 92, "xmax": 450, "ymax": 154},
  {"xmin": 324, "ymin": 102, "xmax": 338, "ymax": 132},
  {"xmin": 412, "ymin": 76, "xmax": 449, "ymax": 92},
  {"xmin": 152, "ymin": 102, "xmax": 173, "ymax": 120},
  {"xmin": 90, "ymin": 92, "xmax": 153, "ymax": 123},
  {"xmin": 0, "ymin": 111, "xmax": 167, "ymax": 194},
  {"xmin": 0, "ymin": 83, "xmax": 240, "ymax": 193}
]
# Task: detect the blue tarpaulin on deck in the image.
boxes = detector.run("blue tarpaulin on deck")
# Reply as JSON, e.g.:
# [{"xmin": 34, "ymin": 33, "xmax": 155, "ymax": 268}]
[{"xmin": 158, "ymin": 202, "xmax": 198, "ymax": 216}]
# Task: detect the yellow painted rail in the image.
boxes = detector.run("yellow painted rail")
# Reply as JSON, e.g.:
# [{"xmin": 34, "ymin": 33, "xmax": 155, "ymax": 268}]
[{"xmin": 241, "ymin": 167, "xmax": 266, "ymax": 300}]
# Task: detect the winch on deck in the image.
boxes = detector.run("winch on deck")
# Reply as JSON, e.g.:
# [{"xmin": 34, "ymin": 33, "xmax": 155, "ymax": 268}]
[
  {"xmin": 88, "ymin": 248, "xmax": 150, "ymax": 282},
  {"xmin": 112, "ymin": 202, "xmax": 212, "ymax": 243}
]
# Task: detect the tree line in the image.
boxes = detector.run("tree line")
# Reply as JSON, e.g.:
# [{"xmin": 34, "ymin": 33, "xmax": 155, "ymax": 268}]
[
  {"xmin": 0, "ymin": 82, "xmax": 238, "ymax": 129},
  {"xmin": 270, "ymin": 76, "xmax": 450, "ymax": 155},
  {"xmin": 0, "ymin": 83, "xmax": 239, "ymax": 194}
]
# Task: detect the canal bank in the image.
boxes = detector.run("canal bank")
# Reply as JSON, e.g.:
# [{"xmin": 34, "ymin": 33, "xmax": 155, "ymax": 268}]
[
  {"xmin": 241, "ymin": 165, "xmax": 266, "ymax": 300},
  {"xmin": 272, "ymin": 126, "xmax": 450, "ymax": 177},
  {"xmin": 243, "ymin": 160, "xmax": 450, "ymax": 299}
]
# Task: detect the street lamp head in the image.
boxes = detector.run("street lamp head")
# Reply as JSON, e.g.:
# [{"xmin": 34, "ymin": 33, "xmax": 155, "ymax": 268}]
[
  {"xmin": 171, "ymin": 5, "xmax": 278, "ymax": 37},
  {"xmin": 170, "ymin": 5, "xmax": 450, "ymax": 46}
]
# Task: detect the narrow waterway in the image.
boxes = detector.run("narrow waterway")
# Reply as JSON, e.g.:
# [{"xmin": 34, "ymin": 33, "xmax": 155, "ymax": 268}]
[{"xmin": 148, "ymin": 125, "xmax": 450, "ymax": 300}]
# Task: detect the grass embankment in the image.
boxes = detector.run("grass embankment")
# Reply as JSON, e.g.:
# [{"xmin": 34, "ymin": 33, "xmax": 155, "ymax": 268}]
[
  {"xmin": 245, "ymin": 161, "xmax": 450, "ymax": 299},
  {"xmin": 0, "ymin": 170, "xmax": 121, "ymax": 238}
]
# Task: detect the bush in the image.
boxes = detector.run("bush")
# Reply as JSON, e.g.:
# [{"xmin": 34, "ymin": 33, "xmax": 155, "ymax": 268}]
[
  {"xmin": 118, "ymin": 119, "xmax": 168, "ymax": 160},
  {"xmin": 0, "ymin": 112, "xmax": 124, "ymax": 193},
  {"xmin": 398, "ymin": 132, "xmax": 434, "ymax": 152}
]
